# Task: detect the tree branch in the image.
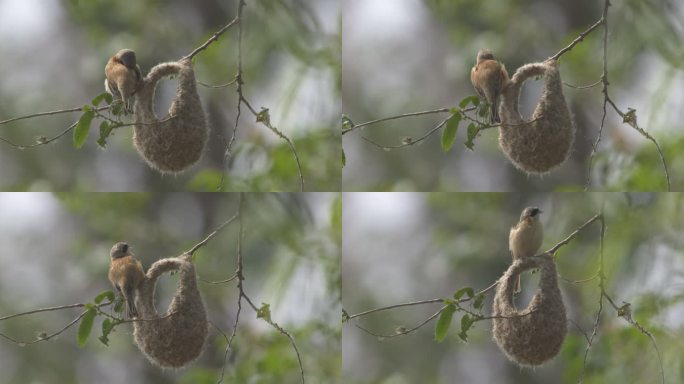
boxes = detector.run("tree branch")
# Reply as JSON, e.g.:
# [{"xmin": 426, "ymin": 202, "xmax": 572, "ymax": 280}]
[
  {"xmin": 182, "ymin": 17, "xmax": 240, "ymax": 61},
  {"xmin": 583, "ymin": 0, "xmax": 670, "ymax": 191},
  {"xmin": 185, "ymin": 213, "xmax": 240, "ymax": 257},
  {"xmin": 548, "ymin": 17, "xmax": 605, "ymax": 62},
  {"xmin": 342, "ymin": 107, "xmax": 452, "ymax": 135}
]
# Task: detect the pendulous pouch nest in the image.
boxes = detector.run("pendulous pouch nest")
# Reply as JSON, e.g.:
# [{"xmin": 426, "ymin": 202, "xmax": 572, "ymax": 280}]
[
  {"xmin": 133, "ymin": 254, "xmax": 208, "ymax": 368},
  {"xmin": 498, "ymin": 60, "xmax": 575, "ymax": 174},
  {"xmin": 133, "ymin": 58, "xmax": 208, "ymax": 174},
  {"xmin": 492, "ymin": 253, "xmax": 567, "ymax": 366}
]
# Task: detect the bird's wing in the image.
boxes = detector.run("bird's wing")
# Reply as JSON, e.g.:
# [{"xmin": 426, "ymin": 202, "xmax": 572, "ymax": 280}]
[
  {"xmin": 508, "ymin": 226, "xmax": 518, "ymax": 254},
  {"xmin": 105, "ymin": 78, "xmax": 121, "ymax": 98},
  {"xmin": 470, "ymin": 66, "xmax": 486, "ymax": 99}
]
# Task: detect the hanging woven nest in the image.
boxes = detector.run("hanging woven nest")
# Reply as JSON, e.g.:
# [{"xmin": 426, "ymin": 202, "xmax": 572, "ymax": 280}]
[
  {"xmin": 498, "ymin": 60, "xmax": 575, "ymax": 174},
  {"xmin": 492, "ymin": 254, "xmax": 567, "ymax": 366},
  {"xmin": 133, "ymin": 58, "xmax": 208, "ymax": 174},
  {"xmin": 133, "ymin": 254, "xmax": 208, "ymax": 368}
]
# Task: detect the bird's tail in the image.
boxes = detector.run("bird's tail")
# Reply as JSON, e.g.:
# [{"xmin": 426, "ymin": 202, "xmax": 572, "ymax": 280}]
[{"xmin": 491, "ymin": 98, "xmax": 501, "ymax": 124}]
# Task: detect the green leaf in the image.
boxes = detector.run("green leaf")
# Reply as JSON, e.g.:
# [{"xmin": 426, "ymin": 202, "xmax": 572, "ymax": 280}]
[
  {"xmin": 461, "ymin": 313, "xmax": 474, "ymax": 333},
  {"xmin": 96, "ymin": 121, "xmax": 115, "ymax": 148},
  {"xmin": 342, "ymin": 114, "xmax": 354, "ymax": 130},
  {"xmin": 617, "ymin": 302, "xmax": 632, "ymax": 319},
  {"xmin": 458, "ymin": 314, "xmax": 474, "ymax": 343},
  {"xmin": 441, "ymin": 114, "xmax": 461, "ymax": 152},
  {"xmin": 113, "ymin": 297, "xmax": 124, "ymax": 313},
  {"xmin": 434, "ymin": 304, "xmax": 456, "ymax": 342},
  {"xmin": 342, "ymin": 148, "xmax": 346, "ymax": 167},
  {"xmin": 98, "ymin": 318, "xmax": 114, "ymax": 346},
  {"xmin": 478, "ymin": 102, "xmax": 489, "ymax": 118},
  {"xmin": 94, "ymin": 291, "xmax": 115, "ymax": 304},
  {"xmin": 459, "ymin": 95, "xmax": 480, "ymax": 109},
  {"xmin": 464, "ymin": 123, "xmax": 478, "ymax": 150},
  {"xmin": 73, "ymin": 107, "xmax": 95, "ymax": 149},
  {"xmin": 92, "ymin": 92, "xmax": 113, "ymax": 107},
  {"xmin": 256, "ymin": 108, "xmax": 271, "ymax": 125},
  {"xmin": 473, "ymin": 294, "xmax": 486, "ymax": 310},
  {"xmin": 256, "ymin": 302, "xmax": 272, "ymax": 322},
  {"xmin": 453, "ymin": 287, "xmax": 474, "ymax": 300},
  {"xmin": 623, "ymin": 107, "xmax": 637, "ymax": 127},
  {"xmin": 77, "ymin": 308, "xmax": 97, "ymax": 347},
  {"xmin": 111, "ymin": 101, "xmax": 124, "ymax": 116}
]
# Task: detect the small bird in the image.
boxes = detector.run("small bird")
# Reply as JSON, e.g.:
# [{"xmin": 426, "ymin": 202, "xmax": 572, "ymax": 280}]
[
  {"xmin": 104, "ymin": 49, "xmax": 143, "ymax": 114},
  {"xmin": 470, "ymin": 49, "xmax": 509, "ymax": 124},
  {"xmin": 108, "ymin": 242, "xmax": 145, "ymax": 319},
  {"xmin": 509, "ymin": 207, "xmax": 544, "ymax": 294}
]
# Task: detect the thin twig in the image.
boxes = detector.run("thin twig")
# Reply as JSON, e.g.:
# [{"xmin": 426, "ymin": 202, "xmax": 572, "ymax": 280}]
[
  {"xmin": 579, "ymin": 210, "xmax": 606, "ymax": 383},
  {"xmin": 605, "ymin": 97, "xmax": 670, "ymax": 191},
  {"xmin": 185, "ymin": 213, "xmax": 240, "ymax": 257},
  {"xmin": 549, "ymin": 18, "xmax": 605, "ymax": 62},
  {"xmin": 219, "ymin": 194, "xmax": 244, "ymax": 384},
  {"xmin": 361, "ymin": 113, "xmax": 453, "ymax": 149},
  {"xmin": 219, "ymin": 2, "xmax": 246, "ymax": 191},
  {"xmin": 347, "ymin": 299, "xmax": 444, "ymax": 321},
  {"xmin": 200, "ymin": 274, "xmax": 238, "ymax": 285},
  {"xmin": 547, "ymin": 213, "xmax": 602, "ymax": 255},
  {"xmin": 355, "ymin": 305, "xmax": 447, "ymax": 338},
  {"xmin": 0, "ymin": 106, "xmax": 95, "ymax": 126},
  {"xmin": 563, "ymin": 79, "xmax": 602, "ymax": 89},
  {"xmin": 211, "ymin": 321, "xmax": 232, "ymax": 384},
  {"xmin": 0, "ymin": 301, "xmax": 113, "ymax": 345},
  {"xmin": 583, "ymin": 0, "xmax": 669, "ymax": 191},
  {"xmin": 223, "ymin": 194, "xmax": 305, "ymax": 383},
  {"xmin": 559, "ymin": 272, "xmax": 599, "ymax": 284},
  {"xmin": 0, "ymin": 302, "xmax": 91, "ymax": 321},
  {"xmin": 217, "ymin": 1, "xmax": 304, "ymax": 192},
  {"xmin": 0, "ymin": 121, "xmax": 74, "ymax": 149},
  {"xmin": 585, "ymin": 1, "xmax": 611, "ymax": 191},
  {"xmin": 343, "ymin": 108, "xmax": 451, "ymax": 135},
  {"xmin": 241, "ymin": 97, "xmax": 305, "ymax": 191},
  {"xmin": 199, "ymin": 78, "xmax": 238, "ymax": 88},
  {"xmin": 182, "ymin": 17, "xmax": 240, "ymax": 61}
]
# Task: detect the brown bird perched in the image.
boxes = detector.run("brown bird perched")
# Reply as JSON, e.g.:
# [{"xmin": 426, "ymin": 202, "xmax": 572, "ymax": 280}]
[
  {"xmin": 105, "ymin": 49, "xmax": 143, "ymax": 114},
  {"xmin": 108, "ymin": 242, "xmax": 145, "ymax": 319},
  {"xmin": 509, "ymin": 207, "xmax": 544, "ymax": 294},
  {"xmin": 470, "ymin": 49, "xmax": 509, "ymax": 124}
]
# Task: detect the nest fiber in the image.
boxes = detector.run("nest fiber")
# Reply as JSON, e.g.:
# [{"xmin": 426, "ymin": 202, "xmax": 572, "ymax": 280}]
[
  {"xmin": 492, "ymin": 254, "xmax": 567, "ymax": 366},
  {"xmin": 133, "ymin": 58, "xmax": 207, "ymax": 173},
  {"xmin": 498, "ymin": 60, "xmax": 575, "ymax": 174},
  {"xmin": 133, "ymin": 254, "xmax": 208, "ymax": 368}
]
